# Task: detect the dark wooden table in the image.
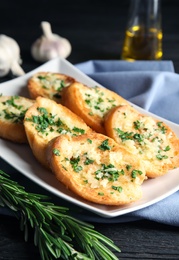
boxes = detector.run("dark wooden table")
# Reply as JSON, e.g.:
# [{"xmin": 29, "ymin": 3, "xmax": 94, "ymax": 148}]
[{"xmin": 1, "ymin": 0, "xmax": 179, "ymax": 259}]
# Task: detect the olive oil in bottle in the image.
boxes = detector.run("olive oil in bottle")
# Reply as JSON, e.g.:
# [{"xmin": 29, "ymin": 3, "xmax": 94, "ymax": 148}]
[{"xmin": 121, "ymin": 0, "xmax": 162, "ymax": 61}]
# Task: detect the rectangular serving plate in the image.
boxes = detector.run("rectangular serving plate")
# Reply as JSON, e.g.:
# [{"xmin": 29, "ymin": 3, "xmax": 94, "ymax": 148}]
[{"xmin": 1, "ymin": 57, "xmax": 179, "ymax": 218}]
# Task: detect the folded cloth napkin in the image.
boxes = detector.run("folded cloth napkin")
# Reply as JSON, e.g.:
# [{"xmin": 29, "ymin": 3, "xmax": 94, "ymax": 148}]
[{"xmin": 1, "ymin": 60, "xmax": 179, "ymax": 227}]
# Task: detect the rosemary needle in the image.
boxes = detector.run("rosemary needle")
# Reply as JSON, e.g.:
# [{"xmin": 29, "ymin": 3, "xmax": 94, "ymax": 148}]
[{"xmin": 0, "ymin": 170, "xmax": 121, "ymax": 260}]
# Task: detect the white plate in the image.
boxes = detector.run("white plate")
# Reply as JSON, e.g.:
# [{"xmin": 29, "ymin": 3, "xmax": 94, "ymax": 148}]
[{"xmin": 1, "ymin": 57, "xmax": 179, "ymax": 218}]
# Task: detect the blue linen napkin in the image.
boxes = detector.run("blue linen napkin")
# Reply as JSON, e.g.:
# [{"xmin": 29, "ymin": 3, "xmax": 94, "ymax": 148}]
[{"xmin": 1, "ymin": 60, "xmax": 179, "ymax": 226}]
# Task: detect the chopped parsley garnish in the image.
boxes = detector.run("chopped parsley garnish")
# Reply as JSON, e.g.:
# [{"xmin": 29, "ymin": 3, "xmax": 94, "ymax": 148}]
[
  {"xmin": 157, "ymin": 122, "xmax": 167, "ymax": 134},
  {"xmin": 126, "ymin": 165, "xmax": 132, "ymax": 171},
  {"xmin": 95, "ymin": 164, "xmax": 123, "ymax": 182},
  {"xmin": 3, "ymin": 109, "xmax": 27, "ymax": 123},
  {"xmin": 53, "ymin": 149, "xmax": 60, "ymax": 156},
  {"xmin": 112, "ymin": 185, "xmax": 123, "ymax": 193},
  {"xmin": 133, "ymin": 133, "xmax": 144, "ymax": 143},
  {"xmin": 131, "ymin": 170, "xmax": 143, "ymax": 179},
  {"xmin": 156, "ymin": 154, "xmax": 168, "ymax": 160},
  {"xmin": 84, "ymin": 86, "xmax": 118, "ymax": 115},
  {"xmin": 3, "ymin": 96, "xmax": 22, "ymax": 110},
  {"xmin": 1, "ymin": 96, "xmax": 28, "ymax": 123},
  {"xmin": 115, "ymin": 128, "xmax": 144, "ymax": 143},
  {"xmin": 37, "ymin": 74, "xmax": 67, "ymax": 92},
  {"xmin": 57, "ymin": 80, "xmax": 65, "ymax": 91},
  {"xmin": 115, "ymin": 128, "xmax": 133, "ymax": 142},
  {"xmin": 72, "ymin": 127, "xmax": 85, "ymax": 134},
  {"xmin": 133, "ymin": 120, "xmax": 142, "ymax": 130},
  {"xmin": 98, "ymin": 139, "xmax": 111, "ymax": 151},
  {"xmin": 84, "ymin": 157, "xmax": 94, "ymax": 165},
  {"xmin": 26, "ymin": 107, "xmax": 85, "ymax": 136},
  {"xmin": 164, "ymin": 145, "xmax": 170, "ymax": 151},
  {"xmin": 87, "ymin": 138, "xmax": 92, "ymax": 144},
  {"xmin": 37, "ymin": 75, "xmax": 46, "ymax": 80},
  {"xmin": 85, "ymin": 99, "xmax": 91, "ymax": 106},
  {"xmin": 88, "ymin": 111, "xmax": 94, "ymax": 116},
  {"xmin": 70, "ymin": 156, "xmax": 83, "ymax": 172}
]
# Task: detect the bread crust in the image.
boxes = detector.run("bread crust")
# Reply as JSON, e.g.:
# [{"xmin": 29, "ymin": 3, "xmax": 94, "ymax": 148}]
[
  {"xmin": 47, "ymin": 133, "xmax": 146, "ymax": 205},
  {"xmin": 27, "ymin": 72, "xmax": 75, "ymax": 103},
  {"xmin": 104, "ymin": 105, "xmax": 179, "ymax": 178},
  {"xmin": 24, "ymin": 96, "xmax": 92, "ymax": 168},
  {"xmin": 0, "ymin": 95, "xmax": 34, "ymax": 143},
  {"xmin": 62, "ymin": 82, "xmax": 129, "ymax": 134}
]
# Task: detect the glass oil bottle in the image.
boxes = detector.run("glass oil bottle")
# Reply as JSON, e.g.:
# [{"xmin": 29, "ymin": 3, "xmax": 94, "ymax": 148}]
[{"xmin": 121, "ymin": 0, "xmax": 163, "ymax": 61}]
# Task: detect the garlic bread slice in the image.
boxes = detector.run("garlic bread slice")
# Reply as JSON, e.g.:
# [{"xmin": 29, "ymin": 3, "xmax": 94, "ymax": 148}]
[
  {"xmin": 62, "ymin": 82, "xmax": 129, "ymax": 134},
  {"xmin": 27, "ymin": 72, "xmax": 75, "ymax": 103},
  {"xmin": 0, "ymin": 95, "xmax": 34, "ymax": 143},
  {"xmin": 104, "ymin": 105, "xmax": 179, "ymax": 178},
  {"xmin": 24, "ymin": 96, "xmax": 92, "ymax": 168},
  {"xmin": 47, "ymin": 132, "xmax": 146, "ymax": 205}
]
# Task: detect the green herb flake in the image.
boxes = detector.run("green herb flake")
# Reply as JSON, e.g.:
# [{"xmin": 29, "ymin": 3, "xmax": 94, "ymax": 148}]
[
  {"xmin": 3, "ymin": 109, "xmax": 26, "ymax": 123},
  {"xmin": 112, "ymin": 185, "xmax": 123, "ymax": 193},
  {"xmin": 133, "ymin": 120, "xmax": 142, "ymax": 130},
  {"xmin": 95, "ymin": 164, "xmax": 121, "ymax": 182},
  {"xmin": 62, "ymin": 165, "xmax": 67, "ymax": 171},
  {"xmin": 3, "ymin": 96, "xmax": 22, "ymax": 110},
  {"xmin": 126, "ymin": 165, "xmax": 132, "ymax": 171},
  {"xmin": 84, "ymin": 157, "xmax": 94, "ymax": 165},
  {"xmin": 85, "ymin": 99, "xmax": 91, "ymax": 106},
  {"xmin": 164, "ymin": 145, "xmax": 170, "ymax": 151},
  {"xmin": 115, "ymin": 128, "xmax": 133, "ymax": 142},
  {"xmin": 131, "ymin": 169, "xmax": 143, "ymax": 178},
  {"xmin": 133, "ymin": 133, "xmax": 144, "ymax": 143},
  {"xmin": 53, "ymin": 149, "xmax": 60, "ymax": 156},
  {"xmin": 72, "ymin": 127, "xmax": 85, "ymax": 134},
  {"xmin": 88, "ymin": 111, "xmax": 94, "ymax": 116},
  {"xmin": 157, "ymin": 121, "xmax": 167, "ymax": 134},
  {"xmin": 70, "ymin": 156, "xmax": 83, "ymax": 172},
  {"xmin": 98, "ymin": 139, "xmax": 111, "ymax": 151},
  {"xmin": 156, "ymin": 154, "xmax": 168, "ymax": 160},
  {"xmin": 37, "ymin": 75, "xmax": 46, "ymax": 80},
  {"xmin": 87, "ymin": 138, "xmax": 92, "ymax": 144},
  {"xmin": 98, "ymin": 192, "xmax": 104, "ymax": 196}
]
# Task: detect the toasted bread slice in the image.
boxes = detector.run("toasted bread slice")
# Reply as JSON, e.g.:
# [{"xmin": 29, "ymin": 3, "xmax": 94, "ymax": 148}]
[
  {"xmin": 27, "ymin": 72, "xmax": 75, "ymax": 103},
  {"xmin": 0, "ymin": 95, "xmax": 34, "ymax": 143},
  {"xmin": 24, "ymin": 96, "xmax": 92, "ymax": 168},
  {"xmin": 62, "ymin": 82, "xmax": 129, "ymax": 134},
  {"xmin": 47, "ymin": 132, "xmax": 146, "ymax": 205},
  {"xmin": 104, "ymin": 105, "xmax": 179, "ymax": 178}
]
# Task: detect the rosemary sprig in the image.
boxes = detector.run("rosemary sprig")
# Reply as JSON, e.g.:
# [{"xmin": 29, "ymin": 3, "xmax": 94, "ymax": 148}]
[{"xmin": 0, "ymin": 170, "xmax": 121, "ymax": 260}]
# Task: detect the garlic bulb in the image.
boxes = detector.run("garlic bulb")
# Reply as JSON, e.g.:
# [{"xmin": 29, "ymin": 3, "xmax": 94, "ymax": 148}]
[
  {"xmin": 0, "ymin": 34, "xmax": 24, "ymax": 77},
  {"xmin": 31, "ymin": 21, "xmax": 72, "ymax": 62}
]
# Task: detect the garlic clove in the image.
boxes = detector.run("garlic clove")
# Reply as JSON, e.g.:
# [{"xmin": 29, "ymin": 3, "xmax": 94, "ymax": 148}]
[
  {"xmin": 31, "ymin": 21, "xmax": 72, "ymax": 63},
  {"xmin": 0, "ymin": 34, "xmax": 24, "ymax": 77},
  {"xmin": 11, "ymin": 60, "xmax": 25, "ymax": 76}
]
